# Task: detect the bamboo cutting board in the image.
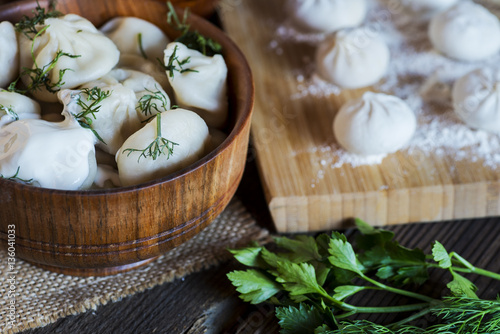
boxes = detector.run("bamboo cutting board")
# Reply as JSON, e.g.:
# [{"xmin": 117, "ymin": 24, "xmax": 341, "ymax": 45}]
[{"xmin": 219, "ymin": 0, "xmax": 500, "ymax": 232}]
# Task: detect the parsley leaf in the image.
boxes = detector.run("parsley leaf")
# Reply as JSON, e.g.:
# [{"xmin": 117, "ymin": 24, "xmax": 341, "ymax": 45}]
[{"xmin": 227, "ymin": 269, "xmax": 281, "ymax": 304}]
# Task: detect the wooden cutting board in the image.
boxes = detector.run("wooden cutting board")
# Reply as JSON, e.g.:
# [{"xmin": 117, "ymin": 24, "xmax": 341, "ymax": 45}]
[{"xmin": 219, "ymin": 0, "xmax": 500, "ymax": 232}]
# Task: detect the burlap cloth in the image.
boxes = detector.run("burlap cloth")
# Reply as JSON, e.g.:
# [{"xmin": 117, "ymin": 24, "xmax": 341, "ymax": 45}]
[{"xmin": 0, "ymin": 199, "xmax": 270, "ymax": 334}]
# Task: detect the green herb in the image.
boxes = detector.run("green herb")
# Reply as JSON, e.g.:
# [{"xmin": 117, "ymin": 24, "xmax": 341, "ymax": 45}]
[
  {"xmin": 8, "ymin": 26, "xmax": 81, "ymax": 95},
  {"xmin": 137, "ymin": 33, "xmax": 148, "ymax": 59},
  {"xmin": 227, "ymin": 219, "xmax": 500, "ymax": 333},
  {"xmin": 161, "ymin": 44, "xmax": 198, "ymax": 78},
  {"xmin": 72, "ymin": 87, "xmax": 111, "ymax": 144},
  {"xmin": 0, "ymin": 167, "xmax": 33, "ymax": 184},
  {"xmin": 0, "ymin": 104, "xmax": 19, "ymax": 121},
  {"xmin": 122, "ymin": 112, "xmax": 178, "ymax": 162},
  {"xmin": 166, "ymin": 1, "xmax": 222, "ymax": 56},
  {"xmin": 137, "ymin": 86, "xmax": 169, "ymax": 117},
  {"xmin": 15, "ymin": 0, "xmax": 61, "ymax": 40}
]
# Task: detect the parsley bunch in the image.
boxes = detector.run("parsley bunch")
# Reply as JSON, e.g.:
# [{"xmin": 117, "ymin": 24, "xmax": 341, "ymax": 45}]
[{"xmin": 228, "ymin": 219, "xmax": 500, "ymax": 333}]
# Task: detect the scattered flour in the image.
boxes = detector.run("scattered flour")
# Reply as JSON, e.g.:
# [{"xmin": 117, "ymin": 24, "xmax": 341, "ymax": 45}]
[{"xmin": 272, "ymin": 0, "xmax": 500, "ymax": 170}]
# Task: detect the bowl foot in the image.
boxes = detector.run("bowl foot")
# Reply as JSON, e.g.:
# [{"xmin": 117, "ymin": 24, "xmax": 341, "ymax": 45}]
[{"xmin": 30, "ymin": 257, "xmax": 160, "ymax": 277}]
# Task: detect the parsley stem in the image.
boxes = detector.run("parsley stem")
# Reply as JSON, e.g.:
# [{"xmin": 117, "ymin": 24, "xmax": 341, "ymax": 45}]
[
  {"xmin": 360, "ymin": 273, "xmax": 436, "ymax": 303},
  {"xmin": 352, "ymin": 302, "xmax": 430, "ymax": 314}
]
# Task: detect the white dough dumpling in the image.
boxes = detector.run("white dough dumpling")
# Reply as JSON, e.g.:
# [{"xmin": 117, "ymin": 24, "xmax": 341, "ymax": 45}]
[
  {"xmin": 116, "ymin": 109, "xmax": 210, "ymax": 186},
  {"xmin": 316, "ymin": 28, "xmax": 390, "ymax": 89},
  {"xmin": 17, "ymin": 14, "xmax": 120, "ymax": 102},
  {"xmin": 0, "ymin": 90, "xmax": 41, "ymax": 127},
  {"xmin": 333, "ymin": 92, "xmax": 416, "ymax": 156},
  {"xmin": 286, "ymin": 0, "xmax": 367, "ymax": 33},
  {"xmin": 0, "ymin": 21, "xmax": 19, "ymax": 89},
  {"xmin": 0, "ymin": 111, "xmax": 97, "ymax": 190},
  {"xmin": 428, "ymin": 2, "xmax": 500, "ymax": 62},
  {"xmin": 452, "ymin": 67, "xmax": 500, "ymax": 132},
  {"xmin": 100, "ymin": 16, "xmax": 169, "ymax": 62},
  {"xmin": 164, "ymin": 42, "xmax": 228, "ymax": 128}
]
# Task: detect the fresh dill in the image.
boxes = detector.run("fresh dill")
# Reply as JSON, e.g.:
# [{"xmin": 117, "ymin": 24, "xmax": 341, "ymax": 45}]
[
  {"xmin": 166, "ymin": 1, "xmax": 222, "ymax": 56},
  {"xmin": 0, "ymin": 104, "xmax": 19, "ymax": 121},
  {"xmin": 137, "ymin": 33, "xmax": 148, "ymax": 59},
  {"xmin": 15, "ymin": 0, "xmax": 61, "ymax": 40},
  {"xmin": 72, "ymin": 87, "xmax": 112, "ymax": 144},
  {"xmin": 122, "ymin": 113, "xmax": 178, "ymax": 162},
  {"xmin": 8, "ymin": 26, "xmax": 81, "ymax": 95},
  {"xmin": 0, "ymin": 167, "xmax": 34, "ymax": 184},
  {"xmin": 228, "ymin": 219, "xmax": 500, "ymax": 333},
  {"xmin": 137, "ymin": 86, "xmax": 169, "ymax": 117},
  {"xmin": 161, "ymin": 44, "xmax": 198, "ymax": 78}
]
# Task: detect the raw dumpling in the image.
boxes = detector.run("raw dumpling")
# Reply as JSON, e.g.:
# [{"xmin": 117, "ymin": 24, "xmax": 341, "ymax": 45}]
[
  {"xmin": 116, "ymin": 109, "xmax": 210, "ymax": 186},
  {"xmin": 315, "ymin": 28, "xmax": 390, "ymax": 89},
  {"xmin": 428, "ymin": 2, "xmax": 500, "ymax": 62},
  {"xmin": 333, "ymin": 92, "xmax": 416, "ymax": 156},
  {"xmin": 108, "ymin": 68, "xmax": 171, "ymax": 122},
  {"xmin": 0, "ymin": 90, "xmax": 41, "ymax": 127},
  {"xmin": 0, "ymin": 21, "xmax": 18, "ymax": 89},
  {"xmin": 117, "ymin": 54, "xmax": 172, "ymax": 97},
  {"xmin": 164, "ymin": 42, "xmax": 228, "ymax": 128},
  {"xmin": 100, "ymin": 16, "xmax": 169, "ymax": 62},
  {"xmin": 58, "ymin": 84, "xmax": 138, "ymax": 155},
  {"xmin": 17, "ymin": 14, "xmax": 120, "ymax": 102},
  {"xmin": 452, "ymin": 67, "xmax": 500, "ymax": 132},
  {"xmin": 0, "ymin": 110, "xmax": 97, "ymax": 190},
  {"xmin": 286, "ymin": 0, "xmax": 367, "ymax": 33}
]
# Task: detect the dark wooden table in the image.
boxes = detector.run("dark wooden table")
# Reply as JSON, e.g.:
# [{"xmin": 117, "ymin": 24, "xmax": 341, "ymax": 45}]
[{"xmin": 21, "ymin": 149, "xmax": 500, "ymax": 334}]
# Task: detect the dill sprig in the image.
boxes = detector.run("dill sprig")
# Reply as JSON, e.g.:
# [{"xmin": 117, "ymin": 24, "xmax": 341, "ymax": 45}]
[
  {"xmin": 137, "ymin": 33, "xmax": 148, "ymax": 59},
  {"xmin": 0, "ymin": 167, "xmax": 34, "ymax": 184},
  {"xmin": 0, "ymin": 104, "xmax": 19, "ymax": 121},
  {"xmin": 122, "ymin": 112, "xmax": 178, "ymax": 162},
  {"xmin": 15, "ymin": 0, "xmax": 61, "ymax": 40},
  {"xmin": 137, "ymin": 86, "xmax": 169, "ymax": 117},
  {"xmin": 8, "ymin": 26, "xmax": 81, "ymax": 95},
  {"xmin": 166, "ymin": 1, "xmax": 222, "ymax": 56},
  {"xmin": 161, "ymin": 44, "xmax": 198, "ymax": 78},
  {"xmin": 72, "ymin": 87, "xmax": 111, "ymax": 144}
]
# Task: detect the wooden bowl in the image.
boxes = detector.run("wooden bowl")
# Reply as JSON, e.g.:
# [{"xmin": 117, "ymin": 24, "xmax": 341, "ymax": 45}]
[
  {"xmin": 0, "ymin": 0, "xmax": 253, "ymax": 276},
  {"xmin": 170, "ymin": 0, "xmax": 220, "ymax": 17}
]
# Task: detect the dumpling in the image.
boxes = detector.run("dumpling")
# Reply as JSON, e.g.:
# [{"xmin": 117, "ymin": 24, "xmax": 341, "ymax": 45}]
[
  {"xmin": 116, "ymin": 108, "xmax": 210, "ymax": 186},
  {"xmin": 0, "ymin": 21, "xmax": 18, "ymax": 89},
  {"xmin": 286, "ymin": 0, "xmax": 367, "ymax": 33},
  {"xmin": 117, "ymin": 54, "xmax": 172, "ymax": 98},
  {"xmin": 333, "ymin": 92, "xmax": 416, "ymax": 156},
  {"xmin": 17, "ymin": 14, "xmax": 120, "ymax": 102},
  {"xmin": 164, "ymin": 42, "xmax": 228, "ymax": 129},
  {"xmin": 428, "ymin": 2, "xmax": 500, "ymax": 62},
  {"xmin": 315, "ymin": 28, "xmax": 390, "ymax": 89},
  {"xmin": 452, "ymin": 67, "xmax": 500, "ymax": 132},
  {"xmin": 0, "ymin": 110, "xmax": 97, "ymax": 190},
  {"xmin": 108, "ymin": 68, "xmax": 171, "ymax": 122},
  {"xmin": 100, "ymin": 16, "xmax": 169, "ymax": 62},
  {"xmin": 58, "ymin": 83, "xmax": 138, "ymax": 155},
  {"xmin": 0, "ymin": 90, "xmax": 41, "ymax": 127}
]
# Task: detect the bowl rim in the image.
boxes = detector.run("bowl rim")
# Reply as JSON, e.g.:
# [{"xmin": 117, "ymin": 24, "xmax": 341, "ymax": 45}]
[{"xmin": 0, "ymin": 0, "xmax": 254, "ymax": 196}]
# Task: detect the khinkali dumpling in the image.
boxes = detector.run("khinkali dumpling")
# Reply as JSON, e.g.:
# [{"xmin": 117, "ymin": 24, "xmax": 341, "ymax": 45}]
[
  {"xmin": 0, "ymin": 110, "xmax": 97, "ymax": 190},
  {"xmin": 58, "ymin": 84, "xmax": 138, "ymax": 155},
  {"xmin": 333, "ymin": 92, "xmax": 416, "ymax": 156},
  {"xmin": 18, "ymin": 14, "xmax": 120, "ymax": 102},
  {"xmin": 0, "ymin": 21, "xmax": 18, "ymax": 89},
  {"xmin": 0, "ymin": 90, "xmax": 41, "ymax": 127},
  {"xmin": 286, "ymin": 0, "xmax": 367, "ymax": 33},
  {"xmin": 452, "ymin": 67, "xmax": 500, "ymax": 132},
  {"xmin": 428, "ymin": 2, "xmax": 500, "ymax": 62},
  {"xmin": 100, "ymin": 17, "xmax": 169, "ymax": 62},
  {"xmin": 164, "ymin": 42, "xmax": 228, "ymax": 128},
  {"xmin": 316, "ymin": 28, "xmax": 390, "ymax": 89},
  {"xmin": 116, "ymin": 109, "xmax": 210, "ymax": 186}
]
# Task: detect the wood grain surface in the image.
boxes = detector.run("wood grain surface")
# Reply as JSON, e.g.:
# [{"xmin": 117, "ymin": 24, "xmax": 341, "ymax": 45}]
[{"xmin": 219, "ymin": 0, "xmax": 500, "ymax": 232}]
